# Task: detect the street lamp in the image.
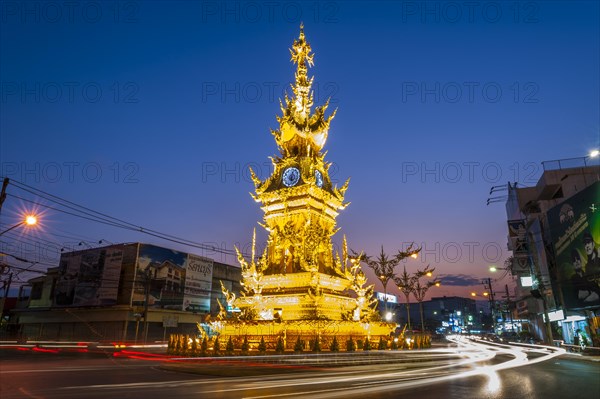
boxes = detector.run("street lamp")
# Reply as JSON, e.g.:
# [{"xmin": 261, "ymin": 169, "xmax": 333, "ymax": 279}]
[
  {"xmin": 0, "ymin": 214, "xmax": 38, "ymax": 236},
  {"xmin": 385, "ymin": 311, "xmax": 393, "ymax": 322},
  {"xmin": 0, "ymin": 214, "xmax": 38, "ymax": 317}
]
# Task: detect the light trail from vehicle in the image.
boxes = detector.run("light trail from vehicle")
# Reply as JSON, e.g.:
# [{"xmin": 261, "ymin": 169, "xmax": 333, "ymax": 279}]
[{"xmin": 53, "ymin": 337, "xmax": 566, "ymax": 399}]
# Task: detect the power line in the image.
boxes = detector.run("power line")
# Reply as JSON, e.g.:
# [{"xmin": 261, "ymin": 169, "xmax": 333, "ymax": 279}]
[
  {"xmin": 4, "ymin": 179, "xmax": 250, "ymax": 258},
  {"xmin": 2, "ymin": 258, "xmax": 57, "ymax": 271}
]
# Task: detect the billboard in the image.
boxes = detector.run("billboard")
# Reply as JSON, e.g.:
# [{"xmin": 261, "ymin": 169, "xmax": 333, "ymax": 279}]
[
  {"xmin": 183, "ymin": 254, "xmax": 213, "ymax": 312},
  {"xmin": 548, "ymin": 182, "xmax": 600, "ymax": 310},
  {"xmin": 55, "ymin": 247, "xmax": 124, "ymax": 306},
  {"xmin": 134, "ymin": 244, "xmax": 213, "ymax": 312}
]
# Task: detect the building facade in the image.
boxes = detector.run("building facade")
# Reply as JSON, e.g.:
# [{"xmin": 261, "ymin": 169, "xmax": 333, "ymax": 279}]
[
  {"xmin": 8, "ymin": 243, "xmax": 241, "ymax": 342},
  {"xmin": 389, "ymin": 295, "xmax": 480, "ymax": 333},
  {"xmin": 504, "ymin": 157, "xmax": 600, "ymax": 346}
]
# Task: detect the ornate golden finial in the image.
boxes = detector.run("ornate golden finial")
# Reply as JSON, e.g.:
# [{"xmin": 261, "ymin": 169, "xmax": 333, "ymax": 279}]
[
  {"xmin": 289, "ymin": 24, "xmax": 314, "ymax": 117},
  {"xmin": 274, "ymin": 25, "xmax": 336, "ymax": 155}
]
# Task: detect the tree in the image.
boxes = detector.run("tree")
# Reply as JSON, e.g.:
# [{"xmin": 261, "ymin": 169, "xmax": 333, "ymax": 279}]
[
  {"xmin": 330, "ymin": 336, "xmax": 340, "ymax": 352},
  {"xmin": 241, "ymin": 336, "xmax": 249, "ymax": 356},
  {"xmin": 377, "ymin": 337, "xmax": 386, "ymax": 350},
  {"xmin": 258, "ymin": 336, "xmax": 267, "ymax": 355},
  {"xmin": 275, "ymin": 337, "xmax": 285, "ymax": 354},
  {"xmin": 353, "ymin": 243, "xmax": 420, "ymax": 319},
  {"xmin": 294, "ymin": 337, "xmax": 304, "ymax": 353},
  {"xmin": 395, "ymin": 244, "xmax": 421, "ymax": 262},
  {"xmin": 346, "ymin": 337, "xmax": 355, "ymax": 352},
  {"xmin": 225, "ymin": 337, "xmax": 234, "ymax": 356},
  {"xmin": 213, "ymin": 337, "xmax": 221, "ymax": 356},
  {"xmin": 393, "ymin": 251, "xmax": 431, "ymax": 330},
  {"xmin": 412, "ymin": 266, "xmax": 440, "ymax": 332},
  {"xmin": 358, "ymin": 246, "xmax": 400, "ymax": 312},
  {"xmin": 394, "ymin": 266, "xmax": 418, "ymax": 330},
  {"xmin": 363, "ymin": 337, "xmax": 371, "ymax": 351},
  {"xmin": 312, "ymin": 336, "xmax": 321, "ymax": 353}
]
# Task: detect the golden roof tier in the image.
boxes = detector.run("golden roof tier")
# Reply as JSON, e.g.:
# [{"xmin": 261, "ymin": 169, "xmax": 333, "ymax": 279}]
[{"xmin": 271, "ymin": 23, "xmax": 336, "ymax": 157}]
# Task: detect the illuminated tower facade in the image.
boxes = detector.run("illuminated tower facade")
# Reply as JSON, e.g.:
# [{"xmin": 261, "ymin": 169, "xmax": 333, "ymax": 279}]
[
  {"xmin": 224, "ymin": 26, "xmax": 379, "ymax": 324},
  {"xmin": 256, "ymin": 25, "xmax": 343, "ymax": 277},
  {"xmin": 216, "ymin": 27, "xmax": 393, "ymax": 343}
]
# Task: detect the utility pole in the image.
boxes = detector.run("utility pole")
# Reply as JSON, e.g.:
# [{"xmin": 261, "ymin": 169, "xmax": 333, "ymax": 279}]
[
  {"xmin": 483, "ymin": 278, "xmax": 496, "ymax": 333},
  {"xmin": 1, "ymin": 272, "xmax": 13, "ymax": 317},
  {"xmin": 142, "ymin": 268, "xmax": 150, "ymax": 344},
  {"xmin": 505, "ymin": 284, "xmax": 515, "ymax": 332},
  {"xmin": 524, "ymin": 222, "xmax": 554, "ymax": 345},
  {"xmin": 536, "ymin": 278, "xmax": 554, "ymax": 345},
  {"xmin": 0, "ymin": 178, "xmax": 9, "ymax": 216},
  {"xmin": 0, "ymin": 178, "xmax": 11, "ymax": 316}
]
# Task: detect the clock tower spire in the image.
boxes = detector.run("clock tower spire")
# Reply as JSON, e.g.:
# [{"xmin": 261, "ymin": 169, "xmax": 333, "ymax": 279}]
[
  {"xmin": 272, "ymin": 24, "xmax": 336, "ymax": 158},
  {"xmin": 231, "ymin": 26, "xmax": 377, "ymax": 324}
]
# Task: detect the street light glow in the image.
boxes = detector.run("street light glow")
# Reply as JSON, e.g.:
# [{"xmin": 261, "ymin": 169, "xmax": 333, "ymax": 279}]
[
  {"xmin": 410, "ymin": 253, "xmax": 418, "ymax": 259},
  {"xmin": 590, "ymin": 149, "xmax": 600, "ymax": 158},
  {"xmin": 0, "ymin": 213, "xmax": 40, "ymax": 237},
  {"xmin": 489, "ymin": 266, "xmax": 498, "ymax": 272}
]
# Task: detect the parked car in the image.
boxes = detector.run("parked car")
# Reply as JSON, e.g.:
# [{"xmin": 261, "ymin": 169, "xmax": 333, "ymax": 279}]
[
  {"xmin": 482, "ymin": 333, "xmax": 502, "ymax": 343},
  {"xmin": 499, "ymin": 332, "xmax": 519, "ymax": 343}
]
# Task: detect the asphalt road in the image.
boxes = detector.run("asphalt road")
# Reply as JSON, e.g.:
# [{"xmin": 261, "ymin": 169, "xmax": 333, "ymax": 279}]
[{"xmin": 1, "ymin": 339, "xmax": 598, "ymax": 399}]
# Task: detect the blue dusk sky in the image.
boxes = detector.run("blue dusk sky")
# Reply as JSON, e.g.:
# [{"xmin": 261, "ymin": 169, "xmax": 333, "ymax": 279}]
[{"xmin": 1, "ymin": 1, "xmax": 599, "ymax": 298}]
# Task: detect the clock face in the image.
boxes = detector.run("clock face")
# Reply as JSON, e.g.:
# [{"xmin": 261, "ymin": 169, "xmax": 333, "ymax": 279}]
[
  {"xmin": 282, "ymin": 167, "xmax": 300, "ymax": 187},
  {"xmin": 315, "ymin": 170, "xmax": 324, "ymax": 188}
]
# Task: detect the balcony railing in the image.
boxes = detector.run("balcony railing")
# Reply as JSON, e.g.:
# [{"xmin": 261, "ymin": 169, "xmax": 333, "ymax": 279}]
[{"xmin": 541, "ymin": 156, "xmax": 600, "ymax": 171}]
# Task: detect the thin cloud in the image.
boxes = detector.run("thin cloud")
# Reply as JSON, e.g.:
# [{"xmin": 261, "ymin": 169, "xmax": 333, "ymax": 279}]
[{"xmin": 437, "ymin": 274, "xmax": 481, "ymax": 287}]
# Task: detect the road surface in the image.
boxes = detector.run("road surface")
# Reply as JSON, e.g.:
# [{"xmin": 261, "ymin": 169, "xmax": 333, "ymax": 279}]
[{"xmin": 1, "ymin": 337, "xmax": 598, "ymax": 398}]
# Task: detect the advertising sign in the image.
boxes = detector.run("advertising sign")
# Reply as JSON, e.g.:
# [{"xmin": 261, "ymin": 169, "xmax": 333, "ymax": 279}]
[
  {"xmin": 376, "ymin": 292, "xmax": 398, "ymax": 304},
  {"xmin": 55, "ymin": 247, "xmax": 123, "ymax": 306},
  {"xmin": 183, "ymin": 254, "xmax": 213, "ymax": 312},
  {"xmin": 135, "ymin": 244, "xmax": 214, "ymax": 312},
  {"xmin": 135, "ymin": 244, "xmax": 188, "ymax": 310},
  {"xmin": 548, "ymin": 182, "xmax": 600, "ymax": 310}
]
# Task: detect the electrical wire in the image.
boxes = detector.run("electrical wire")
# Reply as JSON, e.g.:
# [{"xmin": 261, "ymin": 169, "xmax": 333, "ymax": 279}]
[{"xmin": 4, "ymin": 179, "xmax": 250, "ymax": 257}]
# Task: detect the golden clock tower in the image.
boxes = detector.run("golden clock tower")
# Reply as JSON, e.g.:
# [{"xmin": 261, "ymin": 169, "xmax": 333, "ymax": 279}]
[{"xmin": 216, "ymin": 27, "xmax": 393, "ymax": 343}]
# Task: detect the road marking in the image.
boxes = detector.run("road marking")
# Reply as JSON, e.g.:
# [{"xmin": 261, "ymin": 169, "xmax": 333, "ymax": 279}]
[{"xmin": 3, "ymin": 365, "xmax": 154, "ymax": 374}]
